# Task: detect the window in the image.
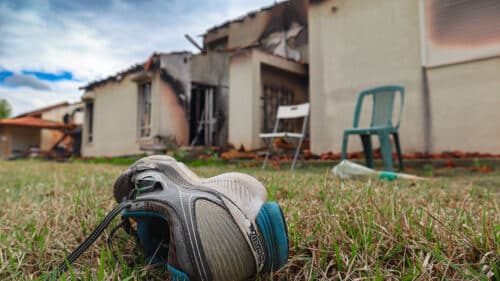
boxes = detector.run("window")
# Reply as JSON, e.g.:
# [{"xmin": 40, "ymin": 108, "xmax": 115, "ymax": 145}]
[
  {"xmin": 206, "ymin": 36, "xmax": 228, "ymax": 51},
  {"xmin": 85, "ymin": 102, "xmax": 94, "ymax": 143},
  {"xmin": 138, "ymin": 82, "xmax": 152, "ymax": 138},
  {"xmin": 261, "ymin": 83, "xmax": 296, "ymax": 132}
]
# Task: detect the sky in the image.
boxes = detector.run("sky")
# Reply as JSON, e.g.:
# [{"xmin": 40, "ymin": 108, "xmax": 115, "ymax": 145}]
[{"xmin": 0, "ymin": 0, "xmax": 275, "ymax": 116}]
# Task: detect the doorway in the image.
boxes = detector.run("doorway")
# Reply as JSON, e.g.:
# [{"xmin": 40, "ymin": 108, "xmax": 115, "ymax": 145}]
[{"xmin": 189, "ymin": 83, "xmax": 218, "ymax": 146}]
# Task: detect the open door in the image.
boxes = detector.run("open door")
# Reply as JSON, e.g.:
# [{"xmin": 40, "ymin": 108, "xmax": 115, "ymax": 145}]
[{"xmin": 189, "ymin": 83, "xmax": 218, "ymax": 146}]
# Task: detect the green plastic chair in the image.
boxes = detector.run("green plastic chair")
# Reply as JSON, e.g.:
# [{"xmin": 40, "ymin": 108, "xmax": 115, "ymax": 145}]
[{"xmin": 341, "ymin": 85, "xmax": 404, "ymax": 171}]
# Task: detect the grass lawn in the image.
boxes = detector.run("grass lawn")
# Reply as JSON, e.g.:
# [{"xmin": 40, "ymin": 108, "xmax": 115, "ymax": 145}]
[{"xmin": 0, "ymin": 160, "xmax": 498, "ymax": 280}]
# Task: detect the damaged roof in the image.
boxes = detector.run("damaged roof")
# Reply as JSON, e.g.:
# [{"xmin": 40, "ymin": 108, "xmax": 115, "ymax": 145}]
[
  {"xmin": 80, "ymin": 51, "xmax": 192, "ymax": 92},
  {"xmin": 0, "ymin": 116, "xmax": 71, "ymax": 129},
  {"xmin": 205, "ymin": 2, "xmax": 275, "ymax": 34},
  {"xmin": 79, "ymin": 64, "xmax": 144, "ymax": 91},
  {"xmin": 202, "ymin": 0, "xmax": 308, "ymax": 62},
  {"xmin": 204, "ymin": 0, "xmax": 307, "ymax": 36}
]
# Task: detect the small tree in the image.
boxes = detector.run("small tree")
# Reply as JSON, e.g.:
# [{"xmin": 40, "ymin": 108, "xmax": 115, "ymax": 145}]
[{"xmin": 0, "ymin": 99, "xmax": 12, "ymax": 119}]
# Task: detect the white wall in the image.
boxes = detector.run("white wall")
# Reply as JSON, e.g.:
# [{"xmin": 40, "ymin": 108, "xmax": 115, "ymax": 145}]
[
  {"xmin": 427, "ymin": 57, "xmax": 500, "ymax": 153},
  {"xmin": 228, "ymin": 51, "xmax": 258, "ymax": 150},
  {"xmin": 81, "ymin": 69, "xmax": 191, "ymax": 157},
  {"xmin": 82, "ymin": 75, "xmax": 143, "ymax": 157}
]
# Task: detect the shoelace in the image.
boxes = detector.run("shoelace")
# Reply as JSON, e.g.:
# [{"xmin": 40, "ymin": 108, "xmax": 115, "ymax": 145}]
[{"xmin": 46, "ymin": 201, "xmax": 132, "ymax": 280}]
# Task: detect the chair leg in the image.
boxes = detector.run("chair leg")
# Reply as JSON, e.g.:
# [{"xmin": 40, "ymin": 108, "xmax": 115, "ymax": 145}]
[
  {"xmin": 341, "ymin": 132, "xmax": 349, "ymax": 160},
  {"xmin": 378, "ymin": 132, "xmax": 394, "ymax": 171},
  {"xmin": 392, "ymin": 132, "xmax": 403, "ymax": 171},
  {"xmin": 360, "ymin": 134, "xmax": 374, "ymax": 168},
  {"xmin": 291, "ymin": 137, "xmax": 304, "ymax": 171},
  {"xmin": 262, "ymin": 138, "xmax": 274, "ymax": 169}
]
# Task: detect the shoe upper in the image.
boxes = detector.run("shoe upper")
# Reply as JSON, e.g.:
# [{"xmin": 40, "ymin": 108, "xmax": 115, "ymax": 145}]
[{"xmin": 114, "ymin": 155, "xmax": 287, "ymax": 281}]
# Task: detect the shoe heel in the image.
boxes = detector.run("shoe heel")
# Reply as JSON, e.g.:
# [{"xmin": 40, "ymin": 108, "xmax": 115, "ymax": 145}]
[{"xmin": 255, "ymin": 202, "xmax": 289, "ymax": 272}]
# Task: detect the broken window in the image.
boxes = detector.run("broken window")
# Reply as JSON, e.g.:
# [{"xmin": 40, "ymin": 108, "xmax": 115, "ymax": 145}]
[
  {"xmin": 261, "ymin": 83, "xmax": 297, "ymax": 132},
  {"xmin": 138, "ymin": 82, "xmax": 152, "ymax": 138},
  {"xmin": 189, "ymin": 83, "xmax": 218, "ymax": 146},
  {"xmin": 85, "ymin": 102, "xmax": 94, "ymax": 143},
  {"xmin": 206, "ymin": 36, "xmax": 228, "ymax": 51}
]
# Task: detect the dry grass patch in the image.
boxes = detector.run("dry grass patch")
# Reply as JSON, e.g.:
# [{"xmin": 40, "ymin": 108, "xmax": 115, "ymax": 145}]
[{"xmin": 0, "ymin": 160, "xmax": 498, "ymax": 280}]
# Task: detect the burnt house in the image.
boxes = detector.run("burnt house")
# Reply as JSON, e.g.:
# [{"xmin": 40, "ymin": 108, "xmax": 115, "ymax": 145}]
[
  {"xmin": 79, "ymin": 0, "xmax": 310, "ymax": 157},
  {"xmin": 202, "ymin": 0, "xmax": 310, "ymax": 150},
  {"xmin": 80, "ymin": 51, "xmax": 229, "ymax": 157}
]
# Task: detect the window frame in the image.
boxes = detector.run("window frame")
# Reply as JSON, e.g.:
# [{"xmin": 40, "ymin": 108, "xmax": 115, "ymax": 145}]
[{"xmin": 137, "ymin": 81, "xmax": 152, "ymax": 138}]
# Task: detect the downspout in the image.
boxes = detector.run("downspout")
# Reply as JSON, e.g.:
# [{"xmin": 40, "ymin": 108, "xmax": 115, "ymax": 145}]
[
  {"xmin": 421, "ymin": 67, "xmax": 432, "ymax": 154},
  {"xmin": 419, "ymin": 0, "xmax": 432, "ymax": 154}
]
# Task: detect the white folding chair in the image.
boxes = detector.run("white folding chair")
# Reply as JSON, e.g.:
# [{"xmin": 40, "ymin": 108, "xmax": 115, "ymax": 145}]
[{"xmin": 259, "ymin": 103, "xmax": 310, "ymax": 170}]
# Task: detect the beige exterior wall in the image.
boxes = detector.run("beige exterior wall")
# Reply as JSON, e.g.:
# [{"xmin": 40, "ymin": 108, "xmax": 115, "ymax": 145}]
[
  {"xmin": 9, "ymin": 126, "xmax": 41, "ymax": 152},
  {"xmin": 228, "ymin": 49, "xmax": 307, "ymax": 150},
  {"xmin": 0, "ymin": 127, "xmax": 8, "ymax": 158},
  {"xmin": 82, "ymin": 75, "xmax": 142, "ymax": 157},
  {"xmin": 427, "ymin": 57, "xmax": 500, "ymax": 153},
  {"xmin": 228, "ymin": 51, "xmax": 257, "ymax": 150},
  {"xmin": 40, "ymin": 103, "xmax": 82, "ymax": 123},
  {"xmin": 203, "ymin": 8, "xmax": 274, "ymax": 50},
  {"xmin": 227, "ymin": 12, "xmax": 270, "ymax": 49},
  {"xmin": 308, "ymin": 0, "xmax": 500, "ymax": 154},
  {"xmin": 155, "ymin": 73, "xmax": 189, "ymax": 146},
  {"xmin": 81, "ymin": 72, "xmax": 189, "ymax": 157},
  {"xmin": 0, "ymin": 126, "xmax": 41, "ymax": 158}
]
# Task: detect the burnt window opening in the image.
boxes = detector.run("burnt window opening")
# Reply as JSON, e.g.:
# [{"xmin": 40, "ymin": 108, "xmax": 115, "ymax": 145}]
[
  {"xmin": 427, "ymin": 0, "xmax": 500, "ymax": 46},
  {"xmin": 85, "ymin": 102, "xmax": 94, "ymax": 143},
  {"xmin": 261, "ymin": 84, "xmax": 300, "ymax": 133},
  {"xmin": 189, "ymin": 83, "xmax": 218, "ymax": 146},
  {"xmin": 138, "ymin": 82, "xmax": 152, "ymax": 138},
  {"xmin": 206, "ymin": 36, "xmax": 228, "ymax": 51}
]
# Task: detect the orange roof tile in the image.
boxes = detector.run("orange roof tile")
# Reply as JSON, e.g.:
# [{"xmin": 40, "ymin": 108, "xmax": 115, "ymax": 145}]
[{"xmin": 0, "ymin": 116, "xmax": 70, "ymax": 129}]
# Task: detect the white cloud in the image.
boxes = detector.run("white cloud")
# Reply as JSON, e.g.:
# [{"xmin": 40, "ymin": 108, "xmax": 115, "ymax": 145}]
[
  {"xmin": 0, "ymin": 80, "xmax": 82, "ymax": 115},
  {"xmin": 4, "ymin": 74, "xmax": 51, "ymax": 91}
]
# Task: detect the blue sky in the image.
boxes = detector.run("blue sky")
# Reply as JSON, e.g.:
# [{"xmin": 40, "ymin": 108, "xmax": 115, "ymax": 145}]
[{"xmin": 0, "ymin": 0, "xmax": 274, "ymax": 115}]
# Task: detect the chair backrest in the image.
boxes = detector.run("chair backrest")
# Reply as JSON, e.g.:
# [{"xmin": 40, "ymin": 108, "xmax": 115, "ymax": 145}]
[
  {"xmin": 353, "ymin": 85, "xmax": 404, "ymax": 129},
  {"xmin": 276, "ymin": 103, "xmax": 310, "ymax": 120}
]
